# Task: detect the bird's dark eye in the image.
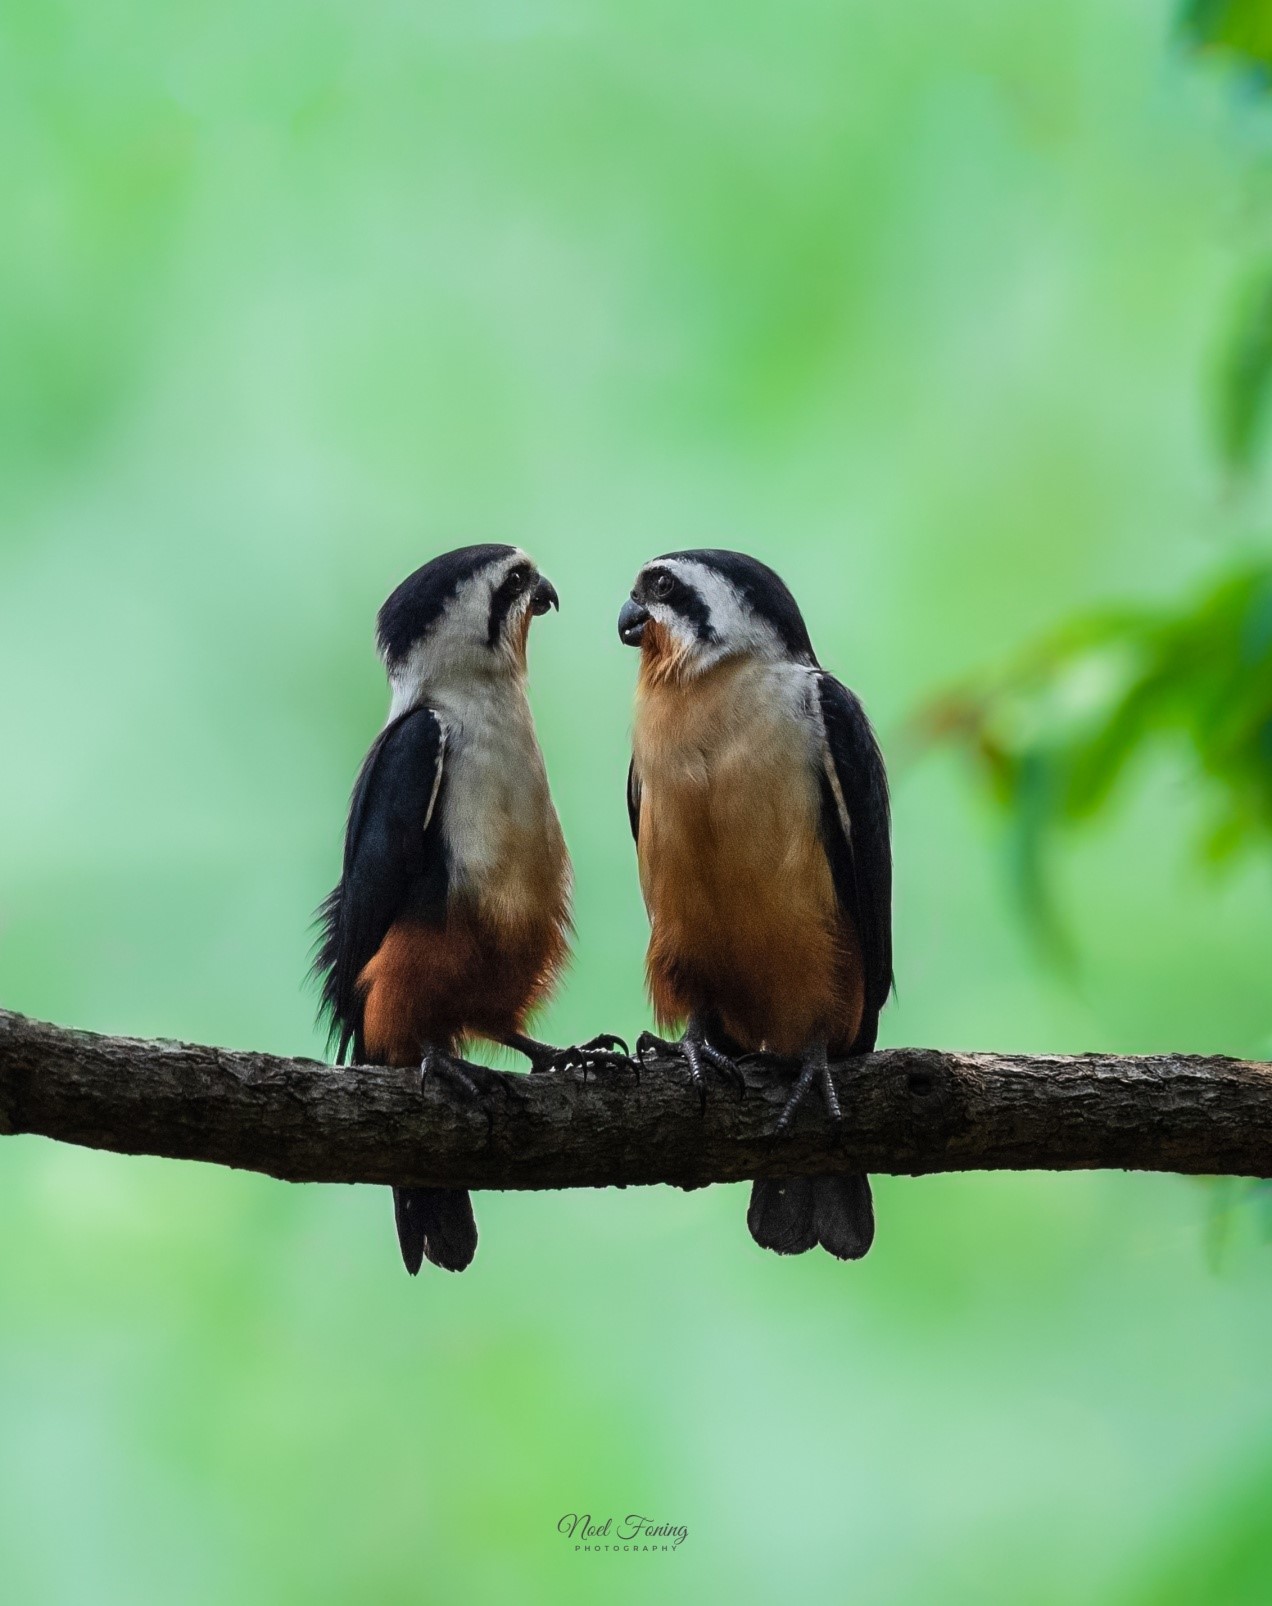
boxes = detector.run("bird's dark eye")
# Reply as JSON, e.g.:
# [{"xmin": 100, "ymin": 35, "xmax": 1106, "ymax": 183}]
[
  {"xmin": 652, "ymin": 572, "xmax": 676, "ymax": 601},
  {"xmin": 509, "ymin": 565, "xmax": 531, "ymax": 590}
]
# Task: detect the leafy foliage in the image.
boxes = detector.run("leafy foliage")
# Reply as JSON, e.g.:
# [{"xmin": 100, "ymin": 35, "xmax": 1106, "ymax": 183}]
[
  {"xmin": 1217, "ymin": 269, "xmax": 1272, "ymax": 477},
  {"xmin": 1181, "ymin": 0, "xmax": 1272, "ymax": 75},
  {"xmin": 921, "ymin": 4, "xmax": 1272, "ymax": 949},
  {"xmin": 1182, "ymin": 1, "xmax": 1272, "ymax": 473},
  {"xmin": 923, "ymin": 562, "xmax": 1272, "ymax": 946}
]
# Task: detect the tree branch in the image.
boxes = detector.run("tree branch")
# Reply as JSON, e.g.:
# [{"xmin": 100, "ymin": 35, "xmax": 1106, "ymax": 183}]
[{"xmin": 2, "ymin": 1008, "xmax": 1271, "ymax": 1189}]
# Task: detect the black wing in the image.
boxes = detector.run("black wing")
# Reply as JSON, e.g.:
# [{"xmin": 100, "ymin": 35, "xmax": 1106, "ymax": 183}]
[
  {"xmin": 626, "ymin": 759, "xmax": 642, "ymax": 844},
  {"xmin": 313, "ymin": 706, "xmax": 448, "ymax": 1064},
  {"xmin": 815, "ymin": 674, "xmax": 893, "ymax": 1053}
]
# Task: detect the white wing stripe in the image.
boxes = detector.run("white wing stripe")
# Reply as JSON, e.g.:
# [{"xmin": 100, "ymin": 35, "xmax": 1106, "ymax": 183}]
[
  {"xmin": 422, "ymin": 721, "xmax": 448, "ymax": 833},
  {"xmin": 822, "ymin": 741, "xmax": 853, "ymax": 843},
  {"xmin": 810, "ymin": 678, "xmax": 852, "ymax": 843}
]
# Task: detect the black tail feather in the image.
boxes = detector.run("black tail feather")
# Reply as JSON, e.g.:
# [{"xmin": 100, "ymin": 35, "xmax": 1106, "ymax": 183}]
[
  {"xmin": 747, "ymin": 1176, "xmax": 817, "ymax": 1254},
  {"xmin": 393, "ymin": 1187, "xmax": 478, "ymax": 1274},
  {"xmin": 810, "ymin": 1173, "xmax": 874, "ymax": 1261},
  {"xmin": 748, "ymin": 1174, "xmax": 874, "ymax": 1261}
]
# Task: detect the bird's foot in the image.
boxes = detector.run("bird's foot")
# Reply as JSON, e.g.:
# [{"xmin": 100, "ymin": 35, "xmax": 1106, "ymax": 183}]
[
  {"xmin": 774, "ymin": 1044, "xmax": 840, "ymax": 1136},
  {"xmin": 420, "ymin": 1051, "xmax": 482, "ymax": 1101},
  {"xmin": 547, "ymin": 1034, "xmax": 635, "ymax": 1079},
  {"xmin": 636, "ymin": 1026, "xmax": 746, "ymax": 1111},
  {"xmin": 419, "ymin": 1050, "xmax": 500, "ymax": 1138},
  {"xmin": 635, "ymin": 1031, "xmax": 678, "ymax": 1065},
  {"xmin": 502, "ymin": 1033, "xmax": 636, "ymax": 1080}
]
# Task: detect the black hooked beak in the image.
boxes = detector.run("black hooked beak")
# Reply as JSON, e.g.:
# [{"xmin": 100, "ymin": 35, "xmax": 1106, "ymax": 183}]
[
  {"xmin": 530, "ymin": 576, "xmax": 560, "ymax": 616},
  {"xmin": 619, "ymin": 596, "xmax": 650, "ymax": 647}
]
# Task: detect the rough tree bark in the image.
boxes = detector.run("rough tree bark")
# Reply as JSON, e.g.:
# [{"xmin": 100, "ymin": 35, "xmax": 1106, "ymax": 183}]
[{"xmin": 2, "ymin": 1009, "xmax": 1271, "ymax": 1189}]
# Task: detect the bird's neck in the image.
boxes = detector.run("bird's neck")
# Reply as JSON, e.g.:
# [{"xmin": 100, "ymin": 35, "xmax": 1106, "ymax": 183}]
[{"xmin": 387, "ymin": 660, "xmax": 527, "ymax": 726}]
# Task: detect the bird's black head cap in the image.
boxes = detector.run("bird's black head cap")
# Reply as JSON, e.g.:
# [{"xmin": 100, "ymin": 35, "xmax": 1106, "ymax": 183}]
[
  {"xmin": 377, "ymin": 545, "xmax": 517, "ymax": 665},
  {"xmin": 654, "ymin": 548, "xmax": 819, "ymax": 665}
]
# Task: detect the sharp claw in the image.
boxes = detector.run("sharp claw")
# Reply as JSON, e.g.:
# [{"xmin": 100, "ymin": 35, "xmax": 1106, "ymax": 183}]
[
  {"xmin": 420, "ymin": 1053, "xmax": 496, "ymax": 1140},
  {"xmin": 420, "ymin": 1051, "xmax": 482, "ymax": 1102},
  {"xmin": 636, "ymin": 1030, "xmax": 741, "ymax": 1103},
  {"xmin": 579, "ymin": 1033, "xmax": 630, "ymax": 1058},
  {"xmin": 636, "ymin": 1032, "xmax": 676, "ymax": 1065},
  {"xmin": 681, "ymin": 1042, "xmax": 709, "ymax": 1114},
  {"xmin": 420, "ymin": 1049, "xmax": 442, "ymax": 1094},
  {"xmin": 699, "ymin": 1042, "xmax": 747, "ymax": 1098},
  {"xmin": 591, "ymin": 1055, "xmax": 638, "ymax": 1079},
  {"xmin": 691, "ymin": 1041, "xmax": 743, "ymax": 1104},
  {"xmin": 534, "ymin": 1043, "xmax": 638, "ymax": 1080},
  {"xmin": 820, "ymin": 1063, "xmax": 842, "ymax": 1123},
  {"xmin": 773, "ymin": 1050, "xmax": 838, "ymax": 1135}
]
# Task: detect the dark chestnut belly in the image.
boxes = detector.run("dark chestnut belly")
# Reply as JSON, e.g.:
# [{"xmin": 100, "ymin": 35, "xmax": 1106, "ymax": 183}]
[{"xmin": 358, "ymin": 905, "xmax": 568, "ymax": 1065}]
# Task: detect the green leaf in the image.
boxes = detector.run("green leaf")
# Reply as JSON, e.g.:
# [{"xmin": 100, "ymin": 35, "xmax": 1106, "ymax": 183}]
[
  {"xmin": 919, "ymin": 561, "xmax": 1272, "ymax": 954},
  {"xmin": 1182, "ymin": 0, "xmax": 1272, "ymax": 70},
  {"xmin": 1216, "ymin": 267, "xmax": 1272, "ymax": 477}
]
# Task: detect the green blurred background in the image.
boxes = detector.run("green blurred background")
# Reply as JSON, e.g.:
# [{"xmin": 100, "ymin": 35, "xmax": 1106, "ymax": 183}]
[{"xmin": 5, "ymin": 0, "xmax": 1272, "ymax": 1600}]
